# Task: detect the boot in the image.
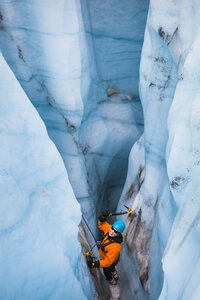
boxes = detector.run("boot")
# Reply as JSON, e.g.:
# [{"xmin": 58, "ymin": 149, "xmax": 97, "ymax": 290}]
[
  {"xmin": 111, "ymin": 270, "xmax": 119, "ymax": 281},
  {"xmin": 109, "ymin": 277, "xmax": 117, "ymax": 285}
]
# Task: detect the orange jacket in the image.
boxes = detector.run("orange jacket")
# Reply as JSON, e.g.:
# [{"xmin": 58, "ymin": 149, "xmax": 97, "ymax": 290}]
[{"xmin": 98, "ymin": 221, "xmax": 122, "ymax": 268}]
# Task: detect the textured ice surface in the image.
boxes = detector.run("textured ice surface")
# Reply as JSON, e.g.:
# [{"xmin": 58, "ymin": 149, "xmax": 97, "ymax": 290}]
[
  {"xmin": 1, "ymin": 0, "xmax": 200, "ymax": 299},
  {"xmin": 118, "ymin": 0, "xmax": 200, "ymax": 299},
  {"xmin": 78, "ymin": 0, "xmax": 148, "ymax": 218},
  {"xmin": 0, "ymin": 53, "xmax": 93, "ymax": 300},
  {"xmin": 158, "ymin": 1, "xmax": 200, "ymax": 299},
  {"xmin": 0, "ymin": 0, "xmax": 147, "ymax": 232},
  {"xmin": 0, "ymin": 1, "xmax": 147, "ymax": 298}
]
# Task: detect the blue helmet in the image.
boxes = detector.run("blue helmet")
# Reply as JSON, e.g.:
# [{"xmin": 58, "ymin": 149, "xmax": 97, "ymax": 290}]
[{"xmin": 112, "ymin": 220, "xmax": 125, "ymax": 234}]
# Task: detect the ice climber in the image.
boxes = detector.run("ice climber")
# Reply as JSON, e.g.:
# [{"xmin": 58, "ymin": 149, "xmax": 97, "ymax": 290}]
[{"xmin": 87, "ymin": 211, "xmax": 125, "ymax": 285}]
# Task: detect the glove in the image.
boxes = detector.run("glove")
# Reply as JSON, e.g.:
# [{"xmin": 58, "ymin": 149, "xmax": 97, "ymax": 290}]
[
  {"xmin": 87, "ymin": 260, "xmax": 100, "ymax": 268},
  {"xmin": 97, "ymin": 241, "xmax": 101, "ymax": 249},
  {"xmin": 99, "ymin": 210, "xmax": 109, "ymax": 222}
]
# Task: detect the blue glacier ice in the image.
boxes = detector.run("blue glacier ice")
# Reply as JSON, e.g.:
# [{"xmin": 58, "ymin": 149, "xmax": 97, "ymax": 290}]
[
  {"xmin": 0, "ymin": 52, "xmax": 93, "ymax": 300},
  {"xmin": 1, "ymin": 0, "xmax": 200, "ymax": 299},
  {"xmin": 117, "ymin": 1, "xmax": 200, "ymax": 299},
  {"xmin": 0, "ymin": 0, "xmax": 147, "ymax": 231}
]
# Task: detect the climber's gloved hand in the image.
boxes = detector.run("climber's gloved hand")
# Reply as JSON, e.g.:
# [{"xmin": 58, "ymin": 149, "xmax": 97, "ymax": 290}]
[
  {"xmin": 97, "ymin": 241, "xmax": 101, "ymax": 249},
  {"xmin": 87, "ymin": 260, "xmax": 100, "ymax": 268},
  {"xmin": 99, "ymin": 210, "xmax": 109, "ymax": 222}
]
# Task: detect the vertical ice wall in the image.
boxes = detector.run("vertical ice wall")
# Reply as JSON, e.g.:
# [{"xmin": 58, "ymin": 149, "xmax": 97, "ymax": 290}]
[
  {"xmin": 0, "ymin": 52, "xmax": 93, "ymax": 299},
  {"xmin": 159, "ymin": 1, "xmax": 200, "ymax": 299},
  {"xmin": 0, "ymin": 0, "xmax": 89, "ymax": 210},
  {"xmin": 118, "ymin": 1, "xmax": 200, "ymax": 299}
]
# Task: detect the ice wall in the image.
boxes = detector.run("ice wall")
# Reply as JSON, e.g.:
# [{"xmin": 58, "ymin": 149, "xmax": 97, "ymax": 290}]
[
  {"xmin": 0, "ymin": 52, "xmax": 94, "ymax": 299},
  {"xmin": 0, "ymin": 0, "xmax": 89, "ymax": 213},
  {"xmin": 118, "ymin": 1, "xmax": 200, "ymax": 299},
  {"xmin": 158, "ymin": 1, "xmax": 200, "ymax": 299}
]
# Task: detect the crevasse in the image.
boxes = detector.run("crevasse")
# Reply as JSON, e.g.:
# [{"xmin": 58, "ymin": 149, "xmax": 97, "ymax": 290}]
[{"xmin": 1, "ymin": 0, "xmax": 200, "ymax": 299}]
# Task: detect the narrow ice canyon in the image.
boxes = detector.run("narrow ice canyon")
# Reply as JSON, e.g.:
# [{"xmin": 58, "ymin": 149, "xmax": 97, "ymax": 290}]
[{"xmin": 0, "ymin": 0, "xmax": 200, "ymax": 299}]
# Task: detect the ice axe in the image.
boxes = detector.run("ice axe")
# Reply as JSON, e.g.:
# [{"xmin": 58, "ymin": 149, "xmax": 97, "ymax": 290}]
[
  {"xmin": 108, "ymin": 205, "xmax": 132, "ymax": 217},
  {"xmin": 84, "ymin": 250, "xmax": 97, "ymax": 261}
]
